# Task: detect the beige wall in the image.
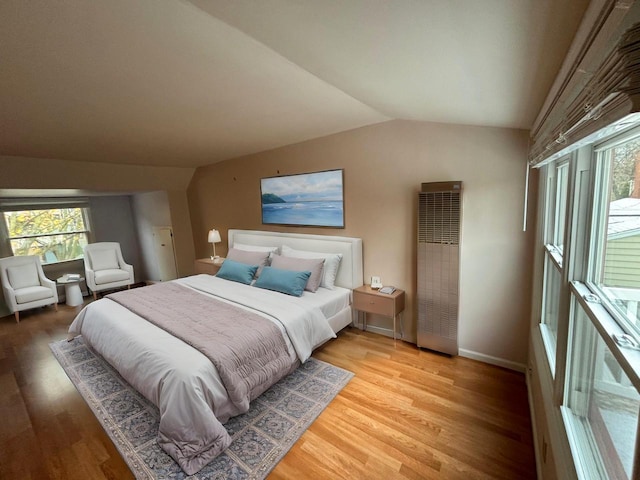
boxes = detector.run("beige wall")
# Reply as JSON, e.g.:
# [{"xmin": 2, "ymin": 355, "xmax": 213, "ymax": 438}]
[
  {"xmin": 188, "ymin": 119, "xmax": 535, "ymax": 368},
  {"xmin": 0, "ymin": 155, "xmax": 196, "ymax": 277}
]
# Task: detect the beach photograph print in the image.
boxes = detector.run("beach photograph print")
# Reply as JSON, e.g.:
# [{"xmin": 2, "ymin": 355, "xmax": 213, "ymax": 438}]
[{"xmin": 261, "ymin": 169, "xmax": 344, "ymax": 227}]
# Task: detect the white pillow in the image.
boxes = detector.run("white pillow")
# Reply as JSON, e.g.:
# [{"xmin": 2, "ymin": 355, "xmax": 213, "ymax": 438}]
[
  {"xmin": 233, "ymin": 242, "xmax": 279, "ymax": 256},
  {"xmin": 7, "ymin": 263, "xmax": 40, "ymax": 289},
  {"xmin": 280, "ymin": 245, "xmax": 343, "ymax": 290},
  {"xmin": 90, "ymin": 249, "xmax": 119, "ymax": 271}
]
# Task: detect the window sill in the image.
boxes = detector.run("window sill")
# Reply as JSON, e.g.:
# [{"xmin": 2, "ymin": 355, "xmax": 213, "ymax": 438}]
[{"xmin": 571, "ymin": 281, "xmax": 640, "ymax": 392}]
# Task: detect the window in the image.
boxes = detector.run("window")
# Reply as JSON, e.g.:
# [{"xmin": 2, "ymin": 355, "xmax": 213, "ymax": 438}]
[
  {"xmin": 563, "ymin": 288, "xmax": 639, "ymax": 480},
  {"xmin": 543, "ymin": 159, "xmax": 570, "ymax": 262},
  {"xmin": 555, "ymin": 162, "xmax": 569, "ymax": 254},
  {"xmin": 550, "ymin": 129, "xmax": 640, "ymax": 480},
  {"xmin": 541, "ymin": 158, "xmax": 570, "ymax": 375},
  {"xmin": 588, "ymin": 138, "xmax": 640, "ymax": 338},
  {"xmin": 3, "ymin": 207, "xmax": 90, "ymax": 264},
  {"xmin": 541, "ymin": 255, "xmax": 562, "ymax": 370}
]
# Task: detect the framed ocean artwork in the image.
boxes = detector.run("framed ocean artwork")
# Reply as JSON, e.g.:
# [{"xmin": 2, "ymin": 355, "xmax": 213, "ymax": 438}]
[{"xmin": 260, "ymin": 169, "xmax": 345, "ymax": 228}]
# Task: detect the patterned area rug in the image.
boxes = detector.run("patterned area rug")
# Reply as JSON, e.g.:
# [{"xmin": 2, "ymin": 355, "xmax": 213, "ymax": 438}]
[{"xmin": 50, "ymin": 337, "xmax": 353, "ymax": 479}]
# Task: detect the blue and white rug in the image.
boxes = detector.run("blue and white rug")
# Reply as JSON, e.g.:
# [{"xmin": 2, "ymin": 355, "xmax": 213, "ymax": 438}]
[{"xmin": 50, "ymin": 337, "xmax": 353, "ymax": 479}]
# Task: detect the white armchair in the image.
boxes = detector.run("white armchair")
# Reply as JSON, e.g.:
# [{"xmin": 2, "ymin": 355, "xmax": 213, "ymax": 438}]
[
  {"xmin": 84, "ymin": 242, "xmax": 135, "ymax": 300},
  {"xmin": 0, "ymin": 255, "xmax": 58, "ymax": 323}
]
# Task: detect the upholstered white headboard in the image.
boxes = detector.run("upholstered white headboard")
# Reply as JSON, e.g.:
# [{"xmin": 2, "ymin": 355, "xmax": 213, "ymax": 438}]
[{"xmin": 227, "ymin": 229, "xmax": 363, "ymax": 290}]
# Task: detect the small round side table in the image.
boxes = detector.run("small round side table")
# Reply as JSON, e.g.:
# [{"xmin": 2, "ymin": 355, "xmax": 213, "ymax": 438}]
[{"xmin": 56, "ymin": 274, "xmax": 85, "ymax": 307}]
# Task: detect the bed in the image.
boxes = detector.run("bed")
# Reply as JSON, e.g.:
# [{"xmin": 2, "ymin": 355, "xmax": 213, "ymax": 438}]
[{"xmin": 67, "ymin": 230, "xmax": 363, "ymax": 475}]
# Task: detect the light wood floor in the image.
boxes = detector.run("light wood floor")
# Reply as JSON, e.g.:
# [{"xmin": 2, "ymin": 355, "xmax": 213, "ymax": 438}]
[{"xmin": 0, "ymin": 302, "xmax": 536, "ymax": 479}]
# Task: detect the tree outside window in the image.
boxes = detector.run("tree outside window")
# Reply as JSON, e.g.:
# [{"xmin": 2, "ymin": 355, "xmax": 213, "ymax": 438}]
[{"xmin": 3, "ymin": 208, "xmax": 89, "ymax": 263}]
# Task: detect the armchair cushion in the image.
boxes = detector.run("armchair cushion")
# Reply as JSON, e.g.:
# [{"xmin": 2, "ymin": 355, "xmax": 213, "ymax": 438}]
[
  {"xmin": 90, "ymin": 249, "xmax": 119, "ymax": 271},
  {"xmin": 95, "ymin": 269, "xmax": 130, "ymax": 285},
  {"xmin": 15, "ymin": 285, "xmax": 54, "ymax": 304},
  {"xmin": 7, "ymin": 264, "xmax": 40, "ymax": 290}
]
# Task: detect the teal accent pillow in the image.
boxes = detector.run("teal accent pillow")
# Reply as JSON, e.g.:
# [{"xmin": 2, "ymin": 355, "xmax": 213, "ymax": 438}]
[
  {"xmin": 254, "ymin": 266, "xmax": 311, "ymax": 297},
  {"xmin": 216, "ymin": 259, "xmax": 258, "ymax": 285}
]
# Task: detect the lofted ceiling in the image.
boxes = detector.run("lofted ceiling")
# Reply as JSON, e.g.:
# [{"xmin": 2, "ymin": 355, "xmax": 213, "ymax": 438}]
[{"xmin": 0, "ymin": 0, "xmax": 590, "ymax": 168}]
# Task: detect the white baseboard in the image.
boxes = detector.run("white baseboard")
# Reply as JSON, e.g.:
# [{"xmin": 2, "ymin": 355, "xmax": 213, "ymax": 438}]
[
  {"xmin": 364, "ymin": 324, "xmax": 398, "ymax": 339},
  {"xmin": 352, "ymin": 321, "xmax": 406, "ymax": 340},
  {"xmin": 352, "ymin": 324, "xmax": 527, "ymax": 372},
  {"xmin": 459, "ymin": 348, "xmax": 527, "ymax": 373}
]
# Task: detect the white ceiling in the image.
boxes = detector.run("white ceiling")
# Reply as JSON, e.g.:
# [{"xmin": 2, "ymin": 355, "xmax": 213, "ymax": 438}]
[{"xmin": 0, "ymin": 0, "xmax": 590, "ymax": 168}]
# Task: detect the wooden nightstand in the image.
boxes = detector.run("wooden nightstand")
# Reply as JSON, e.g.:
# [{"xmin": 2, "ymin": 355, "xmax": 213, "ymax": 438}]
[
  {"xmin": 194, "ymin": 257, "xmax": 225, "ymax": 275},
  {"xmin": 353, "ymin": 285, "xmax": 405, "ymax": 340}
]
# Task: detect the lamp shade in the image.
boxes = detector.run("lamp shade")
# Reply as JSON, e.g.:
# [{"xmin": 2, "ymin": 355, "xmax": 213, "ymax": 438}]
[{"xmin": 208, "ymin": 229, "xmax": 221, "ymax": 243}]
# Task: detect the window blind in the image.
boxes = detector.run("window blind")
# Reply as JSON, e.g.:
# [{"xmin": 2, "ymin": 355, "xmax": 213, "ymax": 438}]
[{"xmin": 530, "ymin": 0, "xmax": 640, "ymax": 168}]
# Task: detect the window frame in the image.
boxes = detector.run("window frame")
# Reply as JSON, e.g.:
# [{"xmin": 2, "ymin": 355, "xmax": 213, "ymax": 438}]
[{"xmin": 540, "ymin": 155, "xmax": 572, "ymax": 378}]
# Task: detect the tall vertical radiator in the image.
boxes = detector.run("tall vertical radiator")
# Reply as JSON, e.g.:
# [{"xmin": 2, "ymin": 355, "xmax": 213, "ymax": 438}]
[{"xmin": 417, "ymin": 181, "xmax": 462, "ymax": 355}]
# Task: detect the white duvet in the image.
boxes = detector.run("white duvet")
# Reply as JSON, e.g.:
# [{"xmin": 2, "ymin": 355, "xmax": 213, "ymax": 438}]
[{"xmin": 67, "ymin": 275, "xmax": 337, "ymax": 474}]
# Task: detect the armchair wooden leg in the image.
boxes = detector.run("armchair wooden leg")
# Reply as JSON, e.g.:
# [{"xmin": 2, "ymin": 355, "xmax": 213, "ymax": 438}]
[
  {"xmin": 127, "ymin": 284, "xmax": 131, "ymax": 290},
  {"xmin": 14, "ymin": 311, "xmax": 19, "ymax": 323},
  {"xmin": 54, "ymin": 303, "xmax": 58, "ymax": 312},
  {"xmin": 93, "ymin": 291, "xmax": 97, "ymax": 300}
]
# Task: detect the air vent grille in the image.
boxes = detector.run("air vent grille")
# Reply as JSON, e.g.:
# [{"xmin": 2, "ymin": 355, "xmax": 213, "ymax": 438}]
[
  {"xmin": 417, "ymin": 181, "xmax": 462, "ymax": 356},
  {"xmin": 418, "ymin": 191, "xmax": 461, "ymax": 244}
]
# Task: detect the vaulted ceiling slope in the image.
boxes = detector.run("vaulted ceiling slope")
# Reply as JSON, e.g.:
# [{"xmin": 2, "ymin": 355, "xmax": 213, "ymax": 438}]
[{"xmin": 0, "ymin": 0, "xmax": 589, "ymax": 167}]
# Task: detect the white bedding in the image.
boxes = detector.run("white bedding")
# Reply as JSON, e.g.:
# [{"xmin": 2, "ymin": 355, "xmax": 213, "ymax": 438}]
[
  {"xmin": 67, "ymin": 274, "xmax": 349, "ymax": 474},
  {"xmin": 178, "ymin": 275, "xmax": 337, "ymax": 362},
  {"xmin": 299, "ymin": 284, "xmax": 351, "ymax": 319}
]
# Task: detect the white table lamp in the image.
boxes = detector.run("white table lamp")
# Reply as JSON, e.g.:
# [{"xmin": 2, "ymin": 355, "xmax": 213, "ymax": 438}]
[{"xmin": 208, "ymin": 229, "xmax": 221, "ymax": 259}]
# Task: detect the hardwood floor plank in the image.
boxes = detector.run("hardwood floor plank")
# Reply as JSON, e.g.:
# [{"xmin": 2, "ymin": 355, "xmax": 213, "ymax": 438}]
[
  {"xmin": 0, "ymin": 305, "xmax": 536, "ymax": 479},
  {"xmin": 300, "ymin": 417, "xmax": 371, "ymax": 466},
  {"xmin": 1, "ymin": 428, "xmax": 41, "ymax": 479},
  {"xmin": 0, "ymin": 383, "xmax": 31, "ymax": 443},
  {"xmin": 322, "ymin": 396, "xmax": 443, "ymax": 472},
  {"xmin": 299, "ymin": 429, "xmax": 370, "ymax": 479},
  {"xmin": 317, "ymin": 405, "xmax": 442, "ymax": 476}
]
